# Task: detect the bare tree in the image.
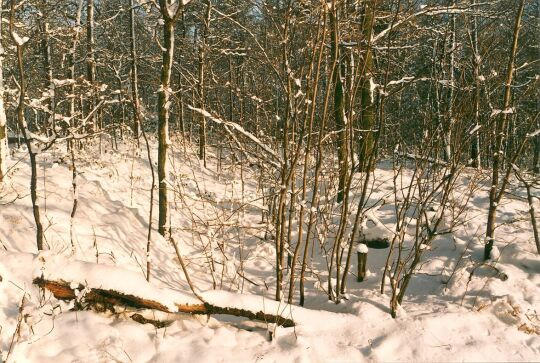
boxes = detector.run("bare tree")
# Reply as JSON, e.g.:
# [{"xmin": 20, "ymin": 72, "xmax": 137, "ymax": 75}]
[
  {"xmin": 197, "ymin": 0, "xmax": 211, "ymax": 167},
  {"xmin": 0, "ymin": 0, "xmax": 8, "ymax": 184},
  {"xmin": 484, "ymin": 0, "xmax": 525, "ymax": 261},
  {"xmin": 9, "ymin": 0, "xmax": 44, "ymax": 251},
  {"xmin": 86, "ymin": 0, "xmax": 97, "ymax": 133},
  {"xmin": 157, "ymin": 0, "xmax": 186, "ymax": 237}
]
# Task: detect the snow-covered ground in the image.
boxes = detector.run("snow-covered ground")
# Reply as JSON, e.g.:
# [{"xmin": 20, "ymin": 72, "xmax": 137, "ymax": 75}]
[{"xmin": 1, "ymin": 138, "xmax": 538, "ymax": 362}]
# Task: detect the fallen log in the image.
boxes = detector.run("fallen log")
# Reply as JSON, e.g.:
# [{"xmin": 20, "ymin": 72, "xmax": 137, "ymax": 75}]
[
  {"xmin": 130, "ymin": 313, "xmax": 173, "ymax": 328},
  {"xmin": 33, "ymin": 277, "xmax": 295, "ymax": 328},
  {"xmin": 396, "ymin": 152, "xmax": 448, "ymax": 167}
]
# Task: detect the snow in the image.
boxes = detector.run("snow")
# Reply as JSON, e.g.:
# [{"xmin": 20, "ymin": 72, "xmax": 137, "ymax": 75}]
[
  {"xmin": 11, "ymin": 32, "xmax": 29, "ymax": 46},
  {"xmin": 35, "ymin": 252, "xmax": 200, "ymax": 311},
  {"xmin": 357, "ymin": 243, "xmax": 369, "ymax": 253},
  {"xmin": 369, "ymin": 77, "xmax": 377, "ymax": 103},
  {"xmin": 361, "ymin": 210, "xmax": 394, "ymax": 241},
  {"xmin": 0, "ymin": 141, "xmax": 539, "ymax": 362},
  {"xmin": 189, "ymin": 106, "xmax": 282, "ymax": 167},
  {"xmin": 490, "ymin": 107, "xmax": 516, "ymax": 118},
  {"xmin": 52, "ymin": 78, "xmax": 76, "ymax": 87},
  {"xmin": 469, "ymin": 124, "xmax": 482, "ymax": 135},
  {"xmin": 385, "ymin": 76, "xmax": 415, "ymax": 87},
  {"xmin": 0, "ymin": 99, "xmax": 7, "ymax": 182},
  {"xmin": 489, "ymin": 245, "xmax": 501, "ymax": 260},
  {"xmin": 527, "ymin": 129, "xmax": 540, "ymax": 138}
]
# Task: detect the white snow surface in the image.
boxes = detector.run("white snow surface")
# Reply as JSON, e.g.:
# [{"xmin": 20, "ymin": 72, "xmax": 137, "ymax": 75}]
[
  {"xmin": 357, "ymin": 243, "xmax": 369, "ymax": 253},
  {"xmin": 0, "ymin": 140, "xmax": 539, "ymax": 362},
  {"xmin": 361, "ymin": 210, "xmax": 394, "ymax": 241},
  {"xmin": 35, "ymin": 252, "xmax": 200, "ymax": 311},
  {"xmin": 11, "ymin": 32, "xmax": 29, "ymax": 46}
]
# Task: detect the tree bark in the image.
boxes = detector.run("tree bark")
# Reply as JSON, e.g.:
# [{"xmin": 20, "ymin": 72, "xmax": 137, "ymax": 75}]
[
  {"xmin": 130, "ymin": 0, "xmax": 155, "ymax": 281},
  {"xmin": 157, "ymin": 19, "xmax": 174, "ymax": 237},
  {"xmin": 10, "ymin": 0, "xmax": 44, "ymax": 251},
  {"xmin": 129, "ymin": 0, "xmax": 141, "ymax": 143},
  {"xmin": 0, "ymin": 0, "xmax": 8, "ymax": 184},
  {"xmin": 358, "ymin": 0, "xmax": 376, "ymax": 173},
  {"xmin": 157, "ymin": 0, "xmax": 184, "ymax": 237},
  {"xmin": 86, "ymin": 0, "xmax": 97, "ymax": 132},
  {"xmin": 40, "ymin": 20, "xmax": 55, "ymax": 136},
  {"xmin": 68, "ymin": 0, "xmax": 84, "ymax": 141},
  {"xmin": 533, "ymin": 121, "xmax": 539, "ymax": 173},
  {"xmin": 484, "ymin": 0, "xmax": 525, "ymax": 260},
  {"xmin": 198, "ymin": 0, "xmax": 211, "ymax": 167},
  {"xmin": 470, "ymin": 0, "xmax": 481, "ymax": 168},
  {"xmin": 514, "ymin": 171, "xmax": 539, "ymax": 254},
  {"xmin": 329, "ymin": 5, "xmax": 348, "ymax": 203}
]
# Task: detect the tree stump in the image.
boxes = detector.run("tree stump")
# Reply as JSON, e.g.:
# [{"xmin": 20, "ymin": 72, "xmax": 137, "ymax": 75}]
[{"xmin": 357, "ymin": 244, "xmax": 368, "ymax": 282}]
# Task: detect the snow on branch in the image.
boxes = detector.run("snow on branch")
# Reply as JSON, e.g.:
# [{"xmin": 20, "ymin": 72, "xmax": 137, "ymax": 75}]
[
  {"xmin": 372, "ymin": 3, "xmax": 490, "ymax": 44},
  {"xmin": 11, "ymin": 31, "xmax": 29, "ymax": 46},
  {"xmin": 385, "ymin": 76, "xmax": 415, "ymax": 87},
  {"xmin": 189, "ymin": 106, "xmax": 282, "ymax": 168},
  {"xmin": 527, "ymin": 129, "xmax": 540, "ymax": 138},
  {"xmin": 469, "ymin": 124, "xmax": 482, "ymax": 135},
  {"xmin": 52, "ymin": 78, "xmax": 77, "ymax": 87},
  {"xmin": 490, "ymin": 107, "xmax": 516, "ymax": 118},
  {"xmin": 397, "ymin": 152, "xmax": 448, "ymax": 167}
]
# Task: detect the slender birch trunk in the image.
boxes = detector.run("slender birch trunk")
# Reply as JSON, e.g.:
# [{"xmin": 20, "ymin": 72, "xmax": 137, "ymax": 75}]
[{"xmin": 157, "ymin": 0, "xmax": 183, "ymax": 237}]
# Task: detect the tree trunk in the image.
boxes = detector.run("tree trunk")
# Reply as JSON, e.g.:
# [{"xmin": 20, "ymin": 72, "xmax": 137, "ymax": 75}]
[
  {"xmin": 157, "ymin": 15, "xmax": 175, "ymax": 237},
  {"xmin": 197, "ymin": 0, "xmax": 211, "ymax": 167},
  {"xmin": 130, "ymin": 0, "xmax": 155, "ymax": 282},
  {"xmin": 156, "ymin": 0, "xmax": 185, "ymax": 237},
  {"xmin": 129, "ymin": 0, "xmax": 141, "ymax": 143},
  {"xmin": 40, "ymin": 20, "xmax": 55, "ymax": 136},
  {"xmin": 329, "ymin": 6, "xmax": 348, "ymax": 203},
  {"xmin": 0, "ymin": 1, "xmax": 8, "ymax": 184},
  {"xmin": 533, "ymin": 120, "xmax": 539, "ymax": 173},
  {"xmin": 10, "ymin": 1, "xmax": 44, "ymax": 251},
  {"xmin": 68, "ymin": 0, "xmax": 83, "ymax": 142},
  {"xmin": 470, "ymin": 0, "xmax": 481, "ymax": 168},
  {"xmin": 484, "ymin": 0, "xmax": 525, "ymax": 260},
  {"xmin": 358, "ymin": 0, "xmax": 376, "ymax": 173},
  {"xmin": 86, "ymin": 0, "xmax": 97, "ymax": 132}
]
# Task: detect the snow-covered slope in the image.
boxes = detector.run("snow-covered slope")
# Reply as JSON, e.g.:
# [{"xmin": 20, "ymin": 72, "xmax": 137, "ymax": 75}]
[{"xmin": 1, "ymin": 140, "xmax": 538, "ymax": 362}]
